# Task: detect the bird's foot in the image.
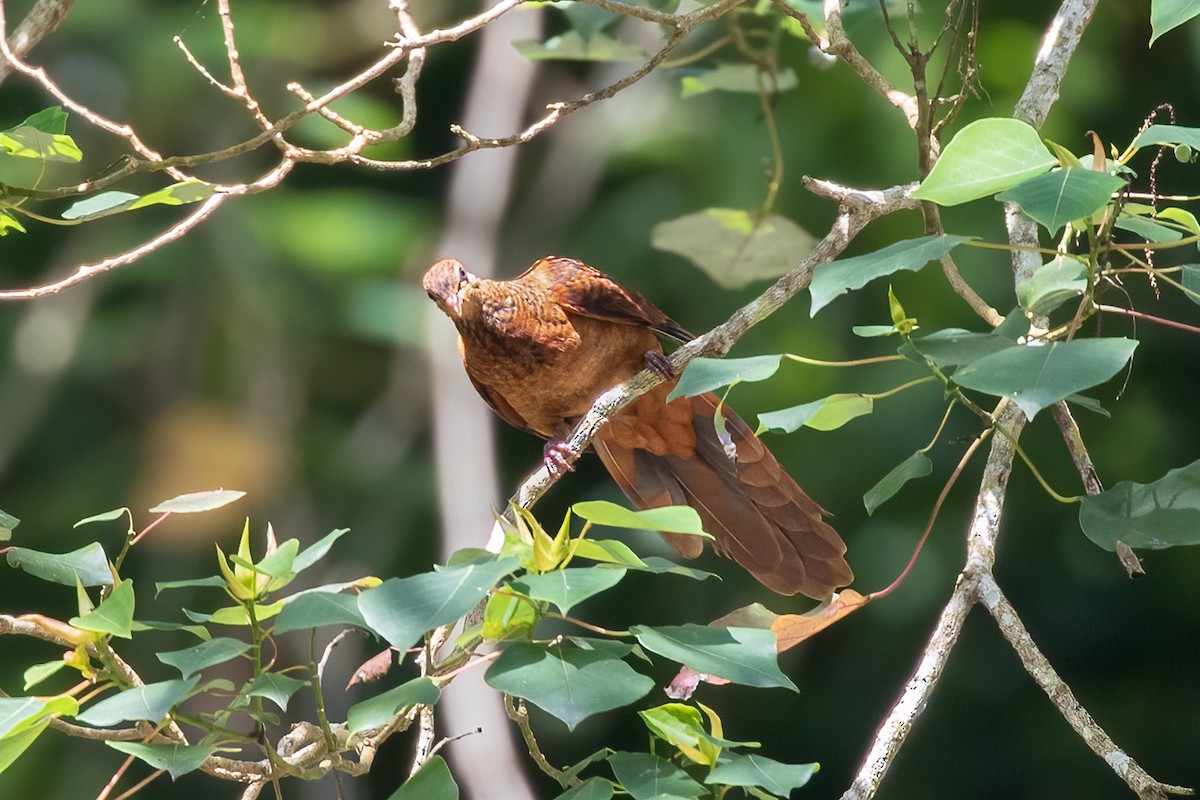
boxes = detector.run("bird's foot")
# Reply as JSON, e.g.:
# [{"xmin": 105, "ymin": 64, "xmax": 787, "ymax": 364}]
[
  {"xmin": 644, "ymin": 350, "xmax": 675, "ymax": 380},
  {"xmin": 543, "ymin": 440, "xmax": 577, "ymax": 476}
]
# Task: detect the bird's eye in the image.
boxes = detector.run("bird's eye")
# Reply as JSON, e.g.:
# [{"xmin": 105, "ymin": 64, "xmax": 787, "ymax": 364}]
[{"xmin": 456, "ymin": 266, "xmax": 469, "ymax": 289}]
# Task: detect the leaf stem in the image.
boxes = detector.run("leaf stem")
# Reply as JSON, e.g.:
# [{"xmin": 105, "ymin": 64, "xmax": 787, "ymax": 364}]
[
  {"xmin": 784, "ymin": 353, "xmax": 905, "ymax": 367},
  {"xmin": 865, "ymin": 374, "xmax": 937, "ymax": 400}
]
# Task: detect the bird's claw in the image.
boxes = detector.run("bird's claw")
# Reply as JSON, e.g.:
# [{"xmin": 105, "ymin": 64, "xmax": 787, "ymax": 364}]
[
  {"xmin": 644, "ymin": 350, "xmax": 675, "ymax": 380},
  {"xmin": 543, "ymin": 441, "xmax": 577, "ymax": 476}
]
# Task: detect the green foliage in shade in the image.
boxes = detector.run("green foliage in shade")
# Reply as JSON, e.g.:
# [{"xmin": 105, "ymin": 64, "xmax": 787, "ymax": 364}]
[
  {"xmin": 76, "ymin": 677, "xmax": 200, "ymax": 727},
  {"xmin": 5, "ymin": 543, "xmax": 111, "ymax": 587},
  {"xmin": 1149, "ymin": 0, "xmax": 1200, "ymax": 44},
  {"xmin": 241, "ymin": 673, "xmax": 307, "ymax": 712},
  {"xmin": 0, "ymin": 508, "xmax": 19, "ymax": 541},
  {"xmin": 572, "ymin": 501, "xmax": 708, "ymax": 536},
  {"xmin": 73, "ymin": 508, "xmax": 128, "ymax": 528},
  {"xmin": 554, "ymin": 777, "xmax": 615, "ymax": 800},
  {"xmin": 149, "ymin": 489, "xmax": 246, "ymax": 514},
  {"xmin": 346, "ymin": 677, "xmax": 440, "ymax": 735},
  {"xmin": 912, "ymin": 118, "xmax": 1055, "ymax": 205},
  {"xmin": 757, "ymin": 393, "xmax": 874, "ymax": 434},
  {"xmin": 901, "ymin": 328, "xmax": 1015, "ymax": 368},
  {"xmin": 0, "ymin": 719, "xmax": 50, "ymax": 774},
  {"xmin": 22, "ymin": 661, "xmax": 67, "ymax": 691},
  {"xmin": 607, "ymin": 752, "xmax": 707, "ymax": 799},
  {"xmin": 1181, "ymin": 265, "xmax": 1200, "ymax": 304},
  {"xmin": 293, "ymin": 529, "xmax": 350, "ymax": 573},
  {"xmin": 511, "ymin": 567, "xmax": 628, "ymax": 614},
  {"xmin": 0, "ymin": 107, "xmax": 82, "ymax": 167},
  {"xmin": 864, "ymin": 452, "xmax": 934, "ymax": 515},
  {"xmin": 388, "ymin": 755, "xmax": 459, "ymax": 800},
  {"xmin": 484, "ymin": 642, "xmax": 654, "ymax": 730},
  {"xmin": 705, "ymin": 753, "xmax": 819, "ymax": 795},
  {"xmin": 1016, "ymin": 257, "xmax": 1089, "ymax": 315},
  {"xmin": 274, "ymin": 591, "xmax": 366, "ymax": 634},
  {"xmin": 357, "ymin": 557, "xmax": 519, "ymax": 651},
  {"xmin": 1133, "ymin": 123, "xmax": 1200, "ymax": 150},
  {"xmin": 680, "ymin": 64, "xmax": 798, "ymax": 98},
  {"xmin": 666, "ymin": 355, "xmax": 783, "ymax": 401},
  {"xmin": 155, "ymin": 576, "xmax": 227, "ymax": 595},
  {"xmin": 951, "ymin": 338, "xmax": 1138, "ymax": 418},
  {"xmin": 513, "ymin": 31, "xmax": 647, "ymax": 62},
  {"xmin": 106, "ymin": 742, "xmax": 219, "ymax": 780},
  {"xmin": 995, "ymin": 169, "xmax": 1125, "ymax": 233},
  {"xmin": 60, "ymin": 180, "xmax": 215, "ymax": 221},
  {"xmin": 652, "ymin": 209, "xmax": 814, "ymax": 289},
  {"xmin": 808, "ymin": 234, "xmax": 972, "ymax": 316},
  {"xmin": 1115, "ymin": 211, "xmax": 1185, "ymax": 242},
  {"xmin": 70, "ymin": 579, "xmax": 135, "ymax": 638},
  {"xmin": 630, "ymin": 625, "xmax": 796, "ymax": 690},
  {"xmin": 157, "ymin": 637, "xmax": 251, "ymax": 679},
  {"xmin": 1080, "ymin": 458, "xmax": 1200, "ymax": 550}
]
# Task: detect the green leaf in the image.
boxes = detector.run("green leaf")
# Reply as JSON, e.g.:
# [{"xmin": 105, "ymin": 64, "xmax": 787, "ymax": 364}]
[
  {"xmin": 995, "ymin": 169, "xmax": 1125, "ymax": 233},
  {"xmin": 155, "ymin": 576, "xmax": 227, "ymax": 595},
  {"xmin": 608, "ymin": 752, "xmax": 706, "ymax": 799},
  {"xmin": 157, "ymin": 637, "xmax": 250, "ymax": 679},
  {"xmin": 0, "ymin": 719, "xmax": 50, "ymax": 774},
  {"xmin": 1115, "ymin": 212, "xmax": 1185, "ymax": 243},
  {"xmin": 1150, "ymin": 0, "xmax": 1200, "ymax": 44},
  {"xmin": 513, "ymin": 30, "xmax": 647, "ymax": 62},
  {"xmin": 6, "ymin": 543, "xmax": 112, "ymax": 587},
  {"xmin": 70, "ymin": 579, "xmax": 136, "ymax": 638},
  {"xmin": 631, "ymin": 625, "xmax": 796, "ymax": 690},
  {"xmin": 1, "ymin": 696, "xmax": 79, "ymax": 740},
  {"xmin": 0, "ymin": 509, "xmax": 19, "ymax": 542},
  {"xmin": 1181, "ymin": 264, "xmax": 1200, "ymax": 305},
  {"xmin": 77, "ymin": 677, "xmax": 200, "ymax": 727},
  {"xmin": 705, "ymin": 753, "xmax": 819, "ymax": 795},
  {"xmin": 106, "ymin": 742, "xmax": 218, "ymax": 780},
  {"xmin": 233, "ymin": 537, "xmax": 299, "ymax": 581},
  {"xmin": 572, "ymin": 501, "xmax": 708, "ymax": 536},
  {"xmin": 19, "ymin": 108, "xmax": 68, "ymax": 134},
  {"xmin": 864, "ymin": 452, "xmax": 933, "ymax": 515},
  {"xmin": 554, "ymin": 777, "xmax": 615, "ymax": 800},
  {"xmin": 482, "ymin": 589, "xmax": 538, "ymax": 640},
  {"xmin": 388, "ymin": 755, "xmax": 459, "ymax": 800},
  {"xmin": 1080, "ymin": 458, "xmax": 1200, "ymax": 550},
  {"xmin": 1133, "ymin": 123, "xmax": 1200, "ymax": 150},
  {"xmin": 666, "ymin": 355, "xmax": 783, "ymax": 401},
  {"xmin": 239, "ymin": 673, "xmax": 307, "ymax": 712},
  {"xmin": 485, "ymin": 642, "xmax": 653, "ymax": 730},
  {"xmin": 651, "ymin": 209, "xmax": 815, "ymax": 289},
  {"xmin": 951, "ymin": 338, "xmax": 1138, "ymax": 418},
  {"xmin": 357, "ymin": 558, "xmax": 519, "ymax": 651},
  {"xmin": 275, "ymin": 591, "xmax": 367, "ymax": 634},
  {"xmin": 22, "ymin": 661, "xmax": 67, "ymax": 691},
  {"xmin": 758, "ymin": 393, "xmax": 874, "ymax": 433},
  {"xmin": 0, "ymin": 122, "xmax": 81, "ymax": 162},
  {"xmin": 74, "ymin": 508, "xmax": 129, "ymax": 528},
  {"xmin": 901, "ymin": 328, "xmax": 1016, "ymax": 368},
  {"xmin": 809, "ymin": 234, "xmax": 972, "ymax": 316},
  {"xmin": 640, "ymin": 557, "xmax": 715, "ymax": 580},
  {"xmin": 680, "ymin": 64, "xmax": 798, "ymax": 98},
  {"xmin": 852, "ymin": 325, "xmax": 900, "ymax": 338},
  {"xmin": 130, "ymin": 620, "xmax": 211, "ymax": 639},
  {"xmin": 149, "ymin": 489, "xmax": 246, "ymax": 514},
  {"xmin": 1016, "ymin": 257, "xmax": 1089, "ymax": 315},
  {"xmin": 293, "ymin": 528, "xmax": 349, "ymax": 573},
  {"xmin": 512, "ymin": 568, "xmax": 627, "ymax": 615},
  {"xmin": 61, "ymin": 180, "xmax": 216, "ymax": 221},
  {"xmin": 570, "ymin": 539, "xmax": 648, "ymax": 568},
  {"xmin": 912, "ymin": 118, "xmax": 1055, "ymax": 205},
  {"xmin": 347, "ymin": 677, "xmax": 441, "ymax": 734}
]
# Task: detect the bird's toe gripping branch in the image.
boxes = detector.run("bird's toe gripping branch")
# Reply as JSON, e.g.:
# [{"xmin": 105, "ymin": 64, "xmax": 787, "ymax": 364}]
[
  {"xmin": 543, "ymin": 440, "xmax": 577, "ymax": 477},
  {"xmin": 643, "ymin": 350, "xmax": 675, "ymax": 381}
]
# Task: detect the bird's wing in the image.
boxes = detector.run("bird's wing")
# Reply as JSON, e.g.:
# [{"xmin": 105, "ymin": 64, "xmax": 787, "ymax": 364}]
[{"xmin": 522, "ymin": 256, "xmax": 694, "ymax": 343}]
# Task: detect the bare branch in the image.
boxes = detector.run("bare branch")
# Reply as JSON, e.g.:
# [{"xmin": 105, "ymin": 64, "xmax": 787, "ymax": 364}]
[{"xmin": 0, "ymin": 0, "xmax": 75, "ymax": 84}]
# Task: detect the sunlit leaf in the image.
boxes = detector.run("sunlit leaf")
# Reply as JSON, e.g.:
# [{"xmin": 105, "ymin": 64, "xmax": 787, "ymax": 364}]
[
  {"xmin": 0, "ymin": 211, "xmax": 26, "ymax": 237},
  {"xmin": 77, "ymin": 677, "xmax": 200, "ymax": 727},
  {"xmin": 864, "ymin": 452, "xmax": 933, "ymax": 515},
  {"xmin": 771, "ymin": 590, "xmax": 870, "ymax": 650},
  {"xmin": 485, "ymin": 642, "xmax": 653, "ymax": 730},
  {"xmin": 1080, "ymin": 458, "xmax": 1200, "ymax": 550},
  {"xmin": 952, "ymin": 338, "xmax": 1138, "ymax": 418},
  {"xmin": 70, "ymin": 579, "xmax": 135, "ymax": 638},
  {"xmin": 275, "ymin": 591, "xmax": 367, "ymax": 634},
  {"xmin": 995, "ymin": 169, "xmax": 1125, "ymax": 233},
  {"xmin": 631, "ymin": 625, "xmax": 795, "ymax": 690},
  {"xmin": 1150, "ymin": 0, "xmax": 1200, "ymax": 44},
  {"xmin": 809, "ymin": 234, "xmax": 971, "ymax": 315},
  {"xmin": 912, "ymin": 118, "xmax": 1055, "ymax": 205},
  {"xmin": 357, "ymin": 558, "xmax": 519, "ymax": 651},
  {"xmin": 6, "ymin": 543, "xmax": 111, "ymax": 587},
  {"xmin": 482, "ymin": 590, "xmax": 538, "ymax": 640},
  {"xmin": 73, "ymin": 508, "xmax": 128, "ymax": 528},
  {"xmin": 511, "ymin": 568, "xmax": 626, "ymax": 615},
  {"xmin": 652, "ymin": 209, "xmax": 814, "ymax": 289},
  {"xmin": 0, "ymin": 695, "xmax": 78, "ymax": 740},
  {"xmin": 666, "ymin": 355, "xmax": 783, "ymax": 401},
  {"xmin": 758, "ymin": 393, "xmax": 873, "ymax": 434},
  {"xmin": 149, "ymin": 489, "xmax": 246, "ymax": 514},
  {"xmin": 106, "ymin": 742, "xmax": 218, "ymax": 780},
  {"xmin": 572, "ymin": 501, "xmax": 708, "ymax": 536},
  {"xmin": 347, "ymin": 677, "xmax": 440, "ymax": 734},
  {"xmin": 680, "ymin": 64, "xmax": 798, "ymax": 98},
  {"xmin": 61, "ymin": 181, "xmax": 215, "ymax": 221}
]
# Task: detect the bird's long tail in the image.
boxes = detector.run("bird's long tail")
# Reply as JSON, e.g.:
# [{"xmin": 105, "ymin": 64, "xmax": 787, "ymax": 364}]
[{"xmin": 594, "ymin": 390, "xmax": 852, "ymax": 599}]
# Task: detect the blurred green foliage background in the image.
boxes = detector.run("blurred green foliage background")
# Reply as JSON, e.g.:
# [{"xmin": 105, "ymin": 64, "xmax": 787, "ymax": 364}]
[{"xmin": 2, "ymin": 0, "xmax": 1199, "ymax": 797}]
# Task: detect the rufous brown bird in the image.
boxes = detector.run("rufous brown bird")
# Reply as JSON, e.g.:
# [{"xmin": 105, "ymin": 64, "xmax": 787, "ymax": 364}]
[{"xmin": 423, "ymin": 256, "xmax": 852, "ymax": 599}]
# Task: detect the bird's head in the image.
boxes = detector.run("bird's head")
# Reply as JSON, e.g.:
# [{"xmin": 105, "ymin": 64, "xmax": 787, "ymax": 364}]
[{"xmin": 422, "ymin": 258, "xmax": 477, "ymax": 319}]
